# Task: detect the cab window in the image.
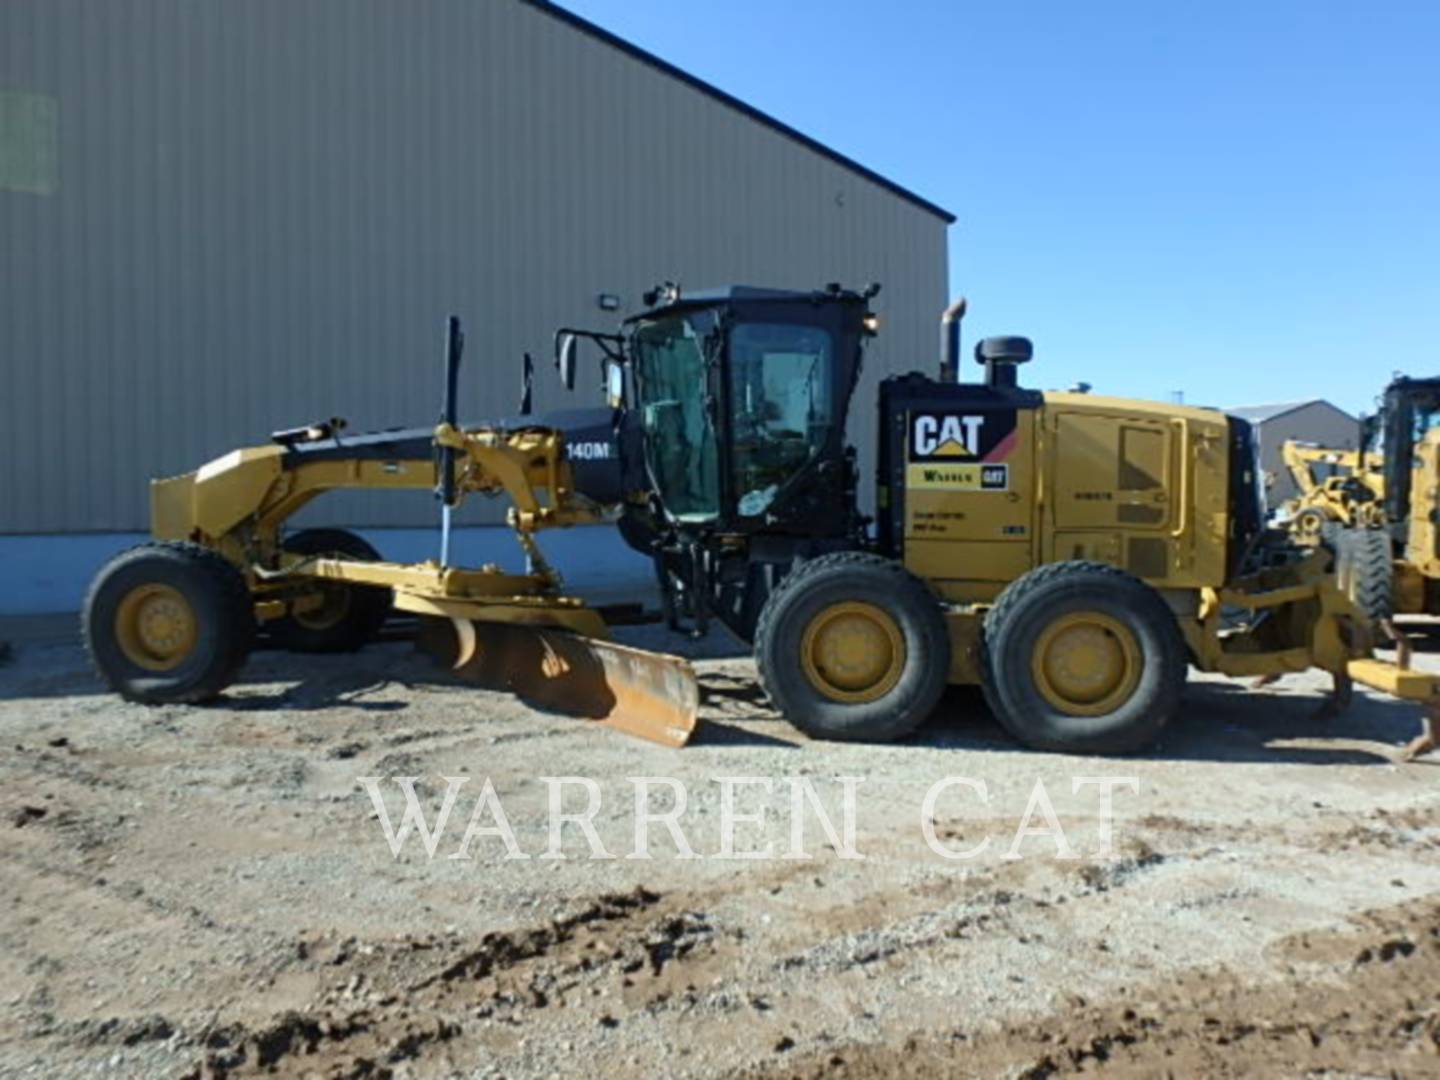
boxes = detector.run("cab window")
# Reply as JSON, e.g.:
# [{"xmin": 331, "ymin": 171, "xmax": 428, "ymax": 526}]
[
  {"xmin": 632, "ymin": 315, "xmax": 720, "ymax": 521},
  {"xmin": 727, "ymin": 323, "xmax": 834, "ymax": 517}
]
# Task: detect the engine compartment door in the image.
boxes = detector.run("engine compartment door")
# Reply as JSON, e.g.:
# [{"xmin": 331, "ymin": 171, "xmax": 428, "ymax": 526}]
[{"xmin": 1051, "ymin": 412, "xmax": 1175, "ymax": 531}]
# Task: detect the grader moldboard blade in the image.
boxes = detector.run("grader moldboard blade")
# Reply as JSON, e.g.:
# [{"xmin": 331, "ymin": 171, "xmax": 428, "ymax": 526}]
[{"xmin": 418, "ymin": 618, "xmax": 699, "ymax": 748}]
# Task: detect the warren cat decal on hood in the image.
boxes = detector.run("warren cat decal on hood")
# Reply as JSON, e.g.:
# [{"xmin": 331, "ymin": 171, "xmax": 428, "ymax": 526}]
[
  {"xmin": 907, "ymin": 409, "xmax": 1017, "ymax": 462},
  {"xmin": 905, "ymin": 409, "xmax": 1018, "ymax": 491}
]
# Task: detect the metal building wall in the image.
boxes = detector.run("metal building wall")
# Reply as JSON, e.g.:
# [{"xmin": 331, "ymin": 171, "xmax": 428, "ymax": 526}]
[{"xmin": 0, "ymin": 0, "xmax": 949, "ymax": 535}]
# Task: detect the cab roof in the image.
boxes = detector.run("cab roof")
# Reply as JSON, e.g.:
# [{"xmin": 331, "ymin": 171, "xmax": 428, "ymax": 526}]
[{"xmin": 625, "ymin": 284, "xmax": 869, "ymax": 323}]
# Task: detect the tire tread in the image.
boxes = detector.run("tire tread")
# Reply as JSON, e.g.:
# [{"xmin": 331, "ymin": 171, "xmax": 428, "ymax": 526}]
[
  {"xmin": 754, "ymin": 551, "xmax": 949, "ymax": 742},
  {"xmin": 1333, "ymin": 527, "xmax": 1393, "ymax": 622},
  {"xmin": 82, "ymin": 541, "xmax": 254, "ymax": 704},
  {"xmin": 980, "ymin": 560, "xmax": 1186, "ymax": 754}
]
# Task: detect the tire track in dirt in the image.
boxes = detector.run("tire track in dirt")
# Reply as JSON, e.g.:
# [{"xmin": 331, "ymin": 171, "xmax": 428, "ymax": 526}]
[
  {"xmin": 168, "ymin": 886, "xmax": 721, "ymax": 1078},
  {"xmin": 753, "ymin": 895, "xmax": 1440, "ymax": 1079}
]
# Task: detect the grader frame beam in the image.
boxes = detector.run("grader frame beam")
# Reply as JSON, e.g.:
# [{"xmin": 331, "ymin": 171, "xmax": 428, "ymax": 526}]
[
  {"xmin": 152, "ymin": 422, "xmax": 604, "ymax": 598},
  {"xmin": 153, "ymin": 425, "xmax": 598, "ymax": 551},
  {"xmin": 133, "ymin": 408, "xmax": 698, "ymax": 747}
]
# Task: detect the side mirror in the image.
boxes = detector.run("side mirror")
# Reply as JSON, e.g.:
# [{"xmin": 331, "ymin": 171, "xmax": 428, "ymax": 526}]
[
  {"xmin": 555, "ymin": 333, "xmax": 578, "ymax": 391},
  {"xmin": 605, "ymin": 359, "xmax": 625, "ymax": 408}
]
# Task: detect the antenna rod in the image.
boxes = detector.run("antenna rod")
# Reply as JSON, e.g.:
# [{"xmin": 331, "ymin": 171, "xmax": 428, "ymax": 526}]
[{"xmin": 438, "ymin": 316, "xmax": 464, "ymax": 566}]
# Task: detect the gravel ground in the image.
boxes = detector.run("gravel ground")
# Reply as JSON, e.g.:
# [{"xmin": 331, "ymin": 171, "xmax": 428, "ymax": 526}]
[{"xmin": 2, "ymin": 618, "xmax": 1440, "ymax": 1078}]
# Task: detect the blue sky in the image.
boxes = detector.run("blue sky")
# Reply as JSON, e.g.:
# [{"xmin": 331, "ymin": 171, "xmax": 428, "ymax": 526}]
[{"xmin": 559, "ymin": 0, "xmax": 1437, "ymax": 416}]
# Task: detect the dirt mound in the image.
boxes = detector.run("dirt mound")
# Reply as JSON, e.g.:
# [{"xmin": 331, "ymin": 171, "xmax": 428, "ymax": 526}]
[{"xmin": 763, "ymin": 896, "xmax": 1440, "ymax": 1078}]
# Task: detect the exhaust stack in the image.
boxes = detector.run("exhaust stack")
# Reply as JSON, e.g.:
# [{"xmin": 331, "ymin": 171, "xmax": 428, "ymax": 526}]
[{"xmin": 939, "ymin": 297, "xmax": 968, "ymax": 382}]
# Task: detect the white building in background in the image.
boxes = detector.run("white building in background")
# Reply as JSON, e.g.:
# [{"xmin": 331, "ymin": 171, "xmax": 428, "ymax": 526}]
[
  {"xmin": 1226, "ymin": 400, "xmax": 1361, "ymax": 509},
  {"xmin": 0, "ymin": 0, "xmax": 952, "ymax": 614}
]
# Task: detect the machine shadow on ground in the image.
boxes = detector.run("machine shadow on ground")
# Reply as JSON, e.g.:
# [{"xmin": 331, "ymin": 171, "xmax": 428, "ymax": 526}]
[
  {"xmin": 0, "ymin": 638, "xmax": 429, "ymax": 706},
  {"xmin": 0, "ymin": 633, "xmax": 1425, "ymax": 769},
  {"xmin": 694, "ymin": 665, "xmax": 1415, "ymax": 767},
  {"xmin": 896, "ymin": 680, "xmax": 1412, "ymax": 767}
]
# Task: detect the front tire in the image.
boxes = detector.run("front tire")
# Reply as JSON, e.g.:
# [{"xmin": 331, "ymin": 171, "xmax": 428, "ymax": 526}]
[
  {"xmin": 267, "ymin": 528, "xmax": 391, "ymax": 653},
  {"xmin": 754, "ymin": 553, "xmax": 950, "ymax": 742},
  {"xmin": 981, "ymin": 561, "xmax": 1186, "ymax": 754},
  {"xmin": 1332, "ymin": 527, "xmax": 1393, "ymax": 623},
  {"xmin": 83, "ymin": 542, "xmax": 254, "ymax": 704}
]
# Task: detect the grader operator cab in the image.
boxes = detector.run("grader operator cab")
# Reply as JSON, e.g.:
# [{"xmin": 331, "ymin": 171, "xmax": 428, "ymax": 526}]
[{"xmin": 85, "ymin": 285, "xmax": 1440, "ymax": 755}]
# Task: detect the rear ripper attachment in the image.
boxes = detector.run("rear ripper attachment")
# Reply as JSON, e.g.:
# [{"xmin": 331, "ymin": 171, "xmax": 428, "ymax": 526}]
[{"xmin": 83, "ymin": 316, "xmax": 698, "ymax": 747}]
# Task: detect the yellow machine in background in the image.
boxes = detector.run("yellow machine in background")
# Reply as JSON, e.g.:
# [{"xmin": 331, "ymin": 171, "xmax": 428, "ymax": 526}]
[
  {"xmin": 84, "ymin": 293, "xmax": 1440, "ymax": 756},
  {"xmin": 1280, "ymin": 441, "xmax": 1386, "ymax": 540},
  {"xmin": 1278, "ymin": 376, "xmax": 1440, "ymax": 621}
]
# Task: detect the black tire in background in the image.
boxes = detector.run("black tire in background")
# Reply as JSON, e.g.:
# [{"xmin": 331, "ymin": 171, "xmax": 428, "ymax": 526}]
[
  {"xmin": 1332, "ymin": 526, "xmax": 1394, "ymax": 623},
  {"xmin": 267, "ymin": 528, "xmax": 392, "ymax": 653},
  {"xmin": 981, "ymin": 561, "xmax": 1187, "ymax": 754},
  {"xmin": 83, "ymin": 541, "xmax": 254, "ymax": 704},
  {"xmin": 754, "ymin": 552, "xmax": 951, "ymax": 742}
]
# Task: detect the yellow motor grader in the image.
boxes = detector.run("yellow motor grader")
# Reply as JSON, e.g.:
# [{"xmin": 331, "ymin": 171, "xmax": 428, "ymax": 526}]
[
  {"xmin": 1281, "ymin": 441, "xmax": 1385, "ymax": 540},
  {"xmin": 85, "ymin": 289, "xmax": 1440, "ymax": 754}
]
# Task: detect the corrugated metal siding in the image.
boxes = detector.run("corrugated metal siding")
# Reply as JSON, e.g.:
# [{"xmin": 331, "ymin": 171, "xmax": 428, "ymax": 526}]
[{"xmin": 0, "ymin": 0, "xmax": 948, "ymax": 534}]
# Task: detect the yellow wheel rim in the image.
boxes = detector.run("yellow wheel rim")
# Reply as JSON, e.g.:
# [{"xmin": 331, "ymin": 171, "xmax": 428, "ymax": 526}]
[
  {"xmin": 1031, "ymin": 611, "xmax": 1141, "ymax": 717},
  {"xmin": 292, "ymin": 585, "xmax": 352, "ymax": 631},
  {"xmin": 800, "ymin": 601, "xmax": 906, "ymax": 704},
  {"xmin": 1295, "ymin": 510, "xmax": 1326, "ymax": 538},
  {"xmin": 114, "ymin": 583, "xmax": 198, "ymax": 672}
]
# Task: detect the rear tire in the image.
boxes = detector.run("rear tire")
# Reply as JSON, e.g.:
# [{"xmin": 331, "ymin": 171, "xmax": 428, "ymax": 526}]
[
  {"xmin": 1333, "ymin": 527, "xmax": 1393, "ymax": 623},
  {"xmin": 754, "ymin": 552, "xmax": 950, "ymax": 742},
  {"xmin": 981, "ymin": 561, "xmax": 1186, "ymax": 754},
  {"xmin": 267, "ymin": 528, "xmax": 391, "ymax": 653},
  {"xmin": 83, "ymin": 542, "xmax": 254, "ymax": 704}
]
